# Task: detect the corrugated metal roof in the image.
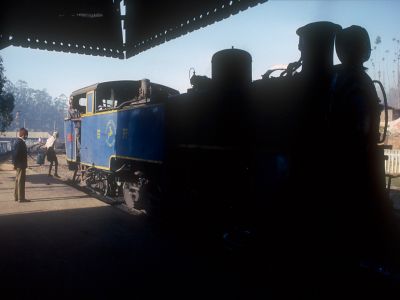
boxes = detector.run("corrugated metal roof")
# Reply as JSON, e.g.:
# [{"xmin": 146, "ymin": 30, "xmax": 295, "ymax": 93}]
[{"xmin": 0, "ymin": 0, "xmax": 268, "ymax": 59}]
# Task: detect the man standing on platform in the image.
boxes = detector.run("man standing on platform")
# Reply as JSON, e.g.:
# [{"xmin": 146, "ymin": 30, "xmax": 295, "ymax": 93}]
[{"xmin": 12, "ymin": 127, "xmax": 29, "ymax": 202}]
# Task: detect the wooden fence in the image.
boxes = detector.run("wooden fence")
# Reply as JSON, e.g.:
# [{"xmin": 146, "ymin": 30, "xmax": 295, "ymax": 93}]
[{"xmin": 384, "ymin": 149, "xmax": 400, "ymax": 175}]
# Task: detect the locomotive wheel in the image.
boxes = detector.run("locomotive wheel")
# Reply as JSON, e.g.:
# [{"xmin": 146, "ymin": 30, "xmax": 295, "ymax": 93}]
[
  {"xmin": 84, "ymin": 168, "xmax": 96, "ymax": 188},
  {"xmin": 97, "ymin": 177, "xmax": 109, "ymax": 196},
  {"xmin": 105, "ymin": 176, "xmax": 117, "ymax": 197},
  {"xmin": 84, "ymin": 168, "xmax": 115, "ymax": 197}
]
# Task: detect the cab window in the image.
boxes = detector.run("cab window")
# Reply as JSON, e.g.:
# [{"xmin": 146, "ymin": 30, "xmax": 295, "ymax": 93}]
[
  {"xmin": 77, "ymin": 97, "xmax": 86, "ymax": 114},
  {"xmin": 96, "ymin": 88, "xmax": 118, "ymax": 112},
  {"xmin": 87, "ymin": 92, "xmax": 94, "ymax": 114}
]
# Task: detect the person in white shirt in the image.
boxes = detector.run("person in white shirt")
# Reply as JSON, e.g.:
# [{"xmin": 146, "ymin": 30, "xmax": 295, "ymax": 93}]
[{"xmin": 45, "ymin": 131, "xmax": 59, "ymax": 177}]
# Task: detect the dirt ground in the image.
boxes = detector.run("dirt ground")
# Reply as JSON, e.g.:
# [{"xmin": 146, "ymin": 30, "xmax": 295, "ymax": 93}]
[
  {"xmin": 387, "ymin": 135, "xmax": 400, "ymax": 149},
  {"xmin": 27, "ymin": 152, "xmax": 75, "ymax": 183}
]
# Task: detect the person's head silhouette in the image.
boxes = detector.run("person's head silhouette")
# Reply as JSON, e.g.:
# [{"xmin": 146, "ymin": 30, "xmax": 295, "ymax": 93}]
[{"xmin": 336, "ymin": 25, "xmax": 371, "ymax": 68}]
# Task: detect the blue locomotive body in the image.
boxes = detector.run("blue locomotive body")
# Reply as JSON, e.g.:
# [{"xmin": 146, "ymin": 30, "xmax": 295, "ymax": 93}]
[
  {"xmin": 78, "ymin": 104, "xmax": 165, "ymax": 169},
  {"xmin": 65, "ymin": 80, "xmax": 175, "ymax": 172}
]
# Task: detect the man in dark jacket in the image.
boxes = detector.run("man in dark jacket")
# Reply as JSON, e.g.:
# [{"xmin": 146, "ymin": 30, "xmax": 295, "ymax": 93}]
[{"xmin": 12, "ymin": 128, "xmax": 29, "ymax": 202}]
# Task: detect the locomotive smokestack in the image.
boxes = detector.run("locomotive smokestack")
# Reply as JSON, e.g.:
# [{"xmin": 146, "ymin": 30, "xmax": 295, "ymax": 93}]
[{"xmin": 139, "ymin": 78, "xmax": 151, "ymax": 99}]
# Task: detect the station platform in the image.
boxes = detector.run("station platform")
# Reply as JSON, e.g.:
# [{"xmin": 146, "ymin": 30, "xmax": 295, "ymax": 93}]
[
  {"xmin": 2, "ymin": 161, "xmax": 400, "ymax": 298},
  {"xmin": 0, "ymin": 163, "xmax": 108, "ymax": 215},
  {"xmin": 0, "ymin": 162, "xmax": 243, "ymax": 299}
]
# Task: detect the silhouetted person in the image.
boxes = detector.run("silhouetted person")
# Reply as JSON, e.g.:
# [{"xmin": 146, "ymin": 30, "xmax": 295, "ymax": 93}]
[
  {"xmin": 331, "ymin": 25, "xmax": 380, "ymax": 147},
  {"xmin": 12, "ymin": 128, "xmax": 30, "ymax": 202},
  {"xmin": 327, "ymin": 26, "xmax": 400, "ymax": 290},
  {"xmin": 45, "ymin": 131, "xmax": 60, "ymax": 177}
]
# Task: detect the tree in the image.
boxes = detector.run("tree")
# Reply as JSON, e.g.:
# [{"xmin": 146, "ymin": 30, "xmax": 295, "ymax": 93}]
[
  {"xmin": 4, "ymin": 80, "xmax": 68, "ymax": 136},
  {"xmin": 0, "ymin": 56, "xmax": 15, "ymax": 132}
]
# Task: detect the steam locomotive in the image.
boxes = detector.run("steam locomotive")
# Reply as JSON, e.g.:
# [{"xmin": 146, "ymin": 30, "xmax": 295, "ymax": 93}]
[
  {"xmin": 64, "ymin": 21, "xmax": 399, "ymax": 294},
  {"xmin": 66, "ymin": 21, "xmax": 389, "ymax": 235}
]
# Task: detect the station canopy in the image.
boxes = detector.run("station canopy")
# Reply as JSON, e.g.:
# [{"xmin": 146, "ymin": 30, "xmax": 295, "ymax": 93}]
[{"xmin": 0, "ymin": 0, "xmax": 267, "ymax": 59}]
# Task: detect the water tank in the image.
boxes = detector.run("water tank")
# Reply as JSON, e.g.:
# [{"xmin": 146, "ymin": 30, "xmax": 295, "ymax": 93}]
[{"xmin": 211, "ymin": 48, "xmax": 252, "ymax": 89}]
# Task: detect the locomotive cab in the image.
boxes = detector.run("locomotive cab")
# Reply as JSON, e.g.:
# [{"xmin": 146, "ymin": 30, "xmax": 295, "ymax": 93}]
[{"xmin": 64, "ymin": 80, "xmax": 179, "ymax": 210}]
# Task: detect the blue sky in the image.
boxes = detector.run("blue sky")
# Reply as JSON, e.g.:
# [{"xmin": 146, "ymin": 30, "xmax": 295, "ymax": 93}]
[{"xmin": 1, "ymin": 0, "xmax": 399, "ymax": 98}]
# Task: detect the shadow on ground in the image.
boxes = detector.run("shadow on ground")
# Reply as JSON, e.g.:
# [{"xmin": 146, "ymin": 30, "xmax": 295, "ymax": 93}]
[
  {"xmin": 2, "ymin": 203, "xmax": 400, "ymax": 299},
  {"xmin": 25, "ymin": 173, "xmax": 65, "ymax": 185},
  {"xmin": 0, "ymin": 205, "xmax": 262, "ymax": 299}
]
